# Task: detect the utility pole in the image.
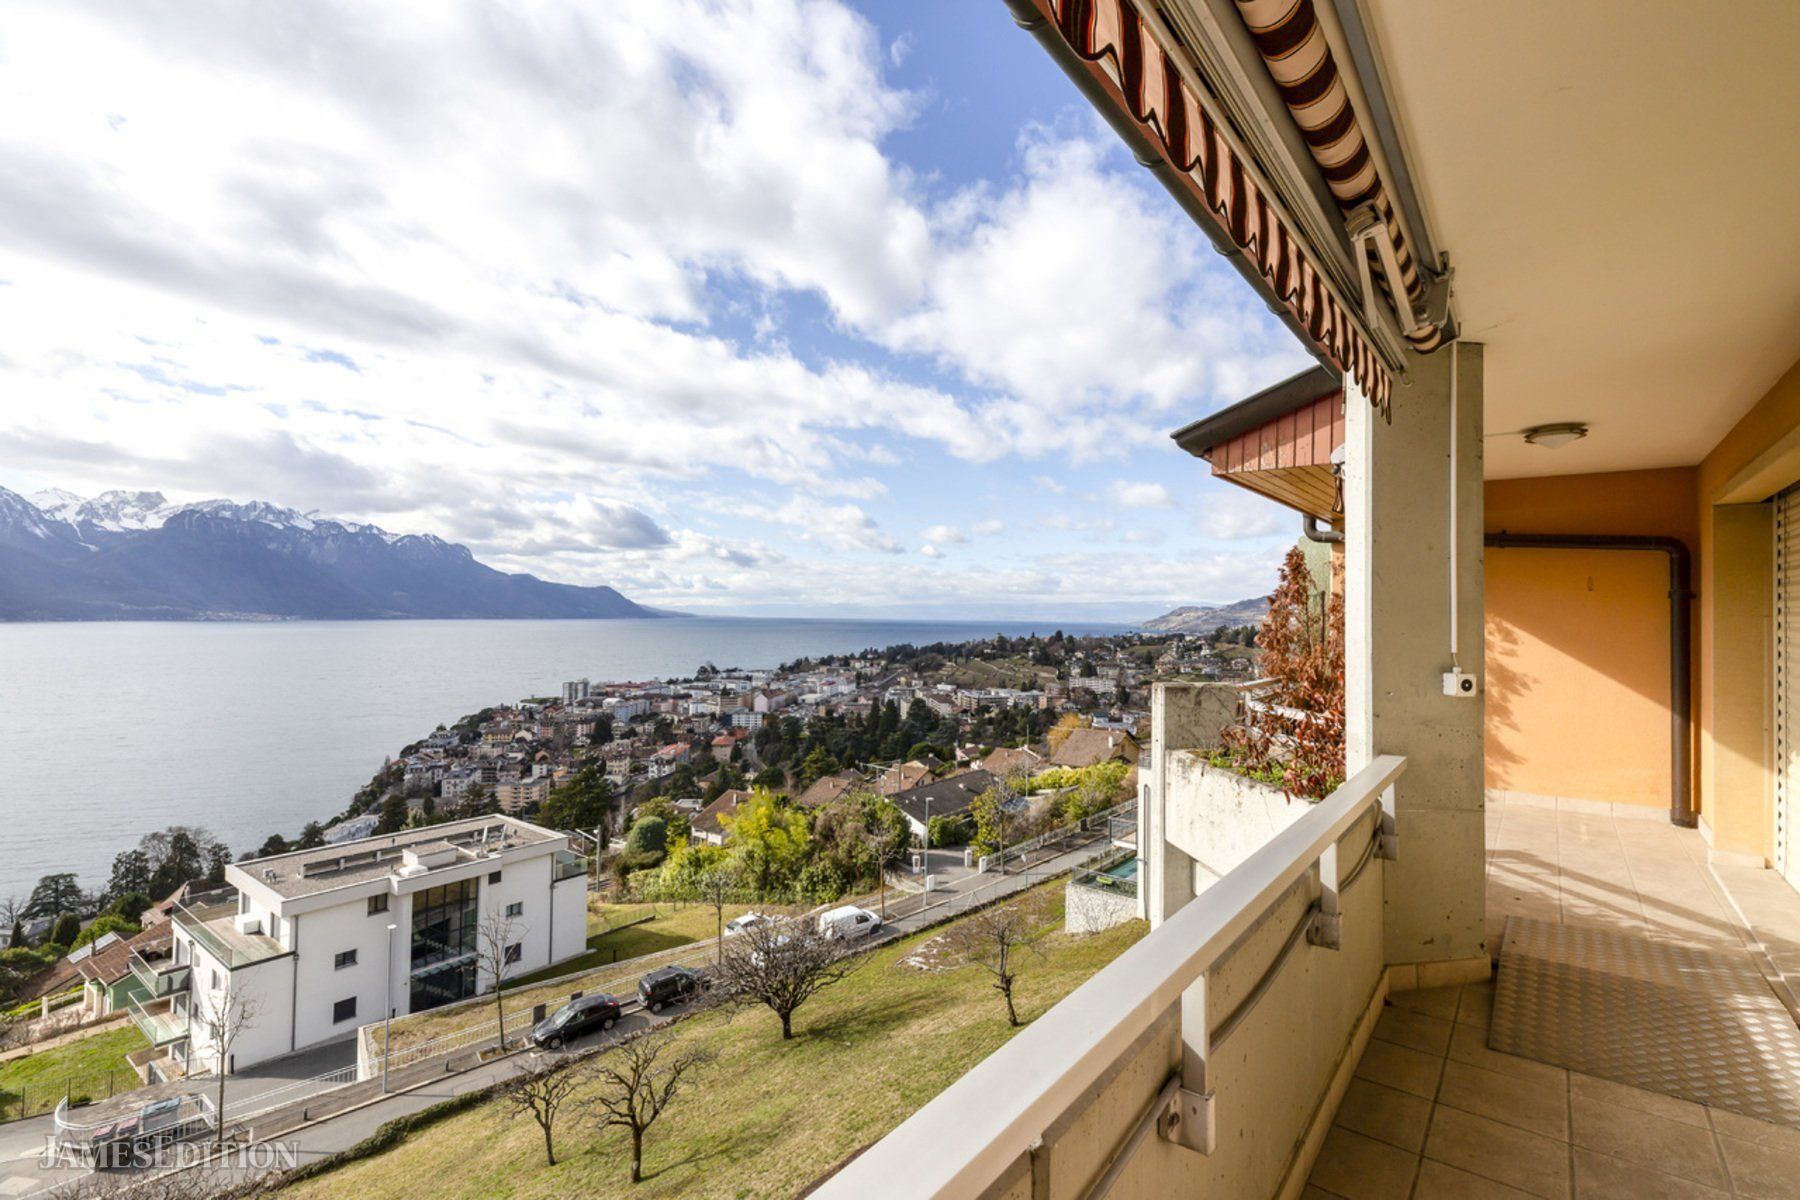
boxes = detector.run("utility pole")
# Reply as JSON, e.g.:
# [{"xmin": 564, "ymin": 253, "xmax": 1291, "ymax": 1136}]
[{"xmin": 382, "ymin": 921, "xmax": 397, "ymax": 1093}]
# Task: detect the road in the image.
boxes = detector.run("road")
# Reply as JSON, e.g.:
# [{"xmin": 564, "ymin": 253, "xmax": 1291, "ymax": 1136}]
[{"xmin": 10, "ymin": 836, "xmax": 1119, "ymax": 1196}]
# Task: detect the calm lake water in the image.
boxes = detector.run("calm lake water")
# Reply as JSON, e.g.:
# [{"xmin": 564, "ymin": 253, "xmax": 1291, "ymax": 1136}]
[{"xmin": 0, "ymin": 617, "xmax": 1121, "ymax": 898}]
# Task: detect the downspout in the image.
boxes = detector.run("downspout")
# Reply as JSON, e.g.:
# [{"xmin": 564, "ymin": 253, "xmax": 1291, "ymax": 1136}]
[
  {"xmin": 1302, "ymin": 514, "xmax": 1342, "ymax": 544},
  {"xmin": 1483, "ymin": 533, "xmax": 1695, "ymax": 828}
]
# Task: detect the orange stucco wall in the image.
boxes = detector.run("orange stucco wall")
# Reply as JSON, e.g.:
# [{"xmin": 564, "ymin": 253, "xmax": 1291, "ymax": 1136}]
[
  {"xmin": 1695, "ymin": 356, "xmax": 1800, "ymax": 860},
  {"xmin": 1484, "ymin": 470, "xmax": 1699, "ymax": 810}
]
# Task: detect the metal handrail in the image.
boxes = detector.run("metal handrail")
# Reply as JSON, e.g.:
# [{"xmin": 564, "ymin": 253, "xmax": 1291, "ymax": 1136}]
[{"xmin": 815, "ymin": 753, "xmax": 1406, "ymax": 1199}]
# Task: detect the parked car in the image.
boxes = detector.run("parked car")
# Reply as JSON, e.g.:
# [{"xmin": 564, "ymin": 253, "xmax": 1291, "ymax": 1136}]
[
  {"xmin": 817, "ymin": 905, "xmax": 882, "ymax": 941},
  {"xmin": 638, "ymin": 965, "xmax": 701, "ymax": 1013},
  {"xmin": 724, "ymin": 912, "xmax": 767, "ymax": 937},
  {"xmin": 530, "ymin": 993, "xmax": 622, "ymax": 1049}
]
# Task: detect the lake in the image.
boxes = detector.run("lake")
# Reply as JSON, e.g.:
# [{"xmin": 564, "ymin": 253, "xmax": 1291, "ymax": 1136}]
[{"xmin": 0, "ymin": 617, "xmax": 1121, "ymax": 899}]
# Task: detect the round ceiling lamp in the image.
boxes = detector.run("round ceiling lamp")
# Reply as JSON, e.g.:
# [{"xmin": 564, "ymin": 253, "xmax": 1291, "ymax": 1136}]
[{"xmin": 1522, "ymin": 422, "xmax": 1589, "ymax": 450}]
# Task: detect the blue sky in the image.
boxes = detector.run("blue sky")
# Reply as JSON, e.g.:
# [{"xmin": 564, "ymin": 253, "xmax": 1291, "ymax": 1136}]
[{"xmin": 0, "ymin": 0, "xmax": 1312, "ymax": 620}]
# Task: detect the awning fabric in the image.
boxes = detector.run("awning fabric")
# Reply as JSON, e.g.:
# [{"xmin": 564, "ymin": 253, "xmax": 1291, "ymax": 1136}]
[
  {"xmin": 1233, "ymin": 0, "xmax": 1442, "ymax": 352},
  {"xmin": 1029, "ymin": 0, "xmax": 1392, "ymax": 413}
]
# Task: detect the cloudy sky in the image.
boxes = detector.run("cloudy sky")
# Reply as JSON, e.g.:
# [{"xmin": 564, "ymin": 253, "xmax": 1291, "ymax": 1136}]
[{"xmin": 0, "ymin": 0, "xmax": 1314, "ymax": 620}]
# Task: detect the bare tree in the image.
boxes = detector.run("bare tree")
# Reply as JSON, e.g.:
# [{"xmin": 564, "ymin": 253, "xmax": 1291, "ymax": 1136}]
[
  {"xmin": 503, "ymin": 1058, "xmax": 583, "ymax": 1166},
  {"xmin": 942, "ymin": 889, "xmax": 1057, "ymax": 1026},
  {"xmin": 191, "ymin": 984, "xmax": 261, "ymax": 1145},
  {"xmin": 694, "ymin": 862, "xmax": 743, "ymax": 966},
  {"xmin": 715, "ymin": 918, "xmax": 858, "ymax": 1040},
  {"xmin": 586, "ymin": 1029, "xmax": 711, "ymax": 1184},
  {"xmin": 476, "ymin": 912, "xmax": 524, "ymax": 1050}
]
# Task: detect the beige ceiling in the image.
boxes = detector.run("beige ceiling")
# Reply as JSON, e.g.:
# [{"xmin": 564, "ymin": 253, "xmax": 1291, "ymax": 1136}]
[{"xmin": 1357, "ymin": 0, "xmax": 1800, "ymax": 480}]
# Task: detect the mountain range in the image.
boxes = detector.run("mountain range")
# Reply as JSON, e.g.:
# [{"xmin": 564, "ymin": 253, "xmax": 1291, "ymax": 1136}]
[
  {"xmin": 0, "ymin": 487, "xmax": 658, "ymax": 621},
  {"xmin": 1139, "ymin": 595, "xmax": 1270, "ymax": 634}
]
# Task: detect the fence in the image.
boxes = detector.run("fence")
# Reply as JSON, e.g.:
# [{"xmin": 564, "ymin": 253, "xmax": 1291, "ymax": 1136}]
[
  {"xmin": 2, "ymin": 1064, "xmax": 145, "ymax": 1123},
  {"xmin": 985, "ymin": 800, "xmax": 1135, "ymax": 874}
]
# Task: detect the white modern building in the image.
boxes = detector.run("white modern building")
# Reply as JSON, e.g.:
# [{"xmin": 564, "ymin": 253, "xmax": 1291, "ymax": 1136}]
[{"xmin": 129, "ymin": 815, "xmax": 589, "ymax": 1076}]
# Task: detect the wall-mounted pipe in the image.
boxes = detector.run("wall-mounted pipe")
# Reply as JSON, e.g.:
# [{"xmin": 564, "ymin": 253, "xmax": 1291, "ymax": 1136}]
[
  {"xmin": 1484, "ymin": 532, "xmax": 1694, "ymax": 828},
  {"xmin": 1302, "ymin": 513, "xmax": 1343, "ymax": 544}
]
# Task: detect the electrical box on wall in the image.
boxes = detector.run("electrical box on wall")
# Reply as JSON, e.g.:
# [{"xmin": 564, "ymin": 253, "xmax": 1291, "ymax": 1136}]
[{"xmin": 1442, "ymin": 669, "xmax": 1480, "ymax": 697}]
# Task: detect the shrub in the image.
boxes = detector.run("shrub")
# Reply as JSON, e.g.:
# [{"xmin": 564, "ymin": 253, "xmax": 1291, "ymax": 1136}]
[
  {"xmin": 47, "ymin": 914, "xmax": 80, "ymax": 950},
  {"xmin": 625, "ymin": 816, "xmax": 667, "ymax": 856},
  {"xmin": 1219, "ymin": 545, "xmax": 1345, "ymax": 800},
  {"xmin": 927, "ymin": 814, "xmax": 970, "ymax": 847}
]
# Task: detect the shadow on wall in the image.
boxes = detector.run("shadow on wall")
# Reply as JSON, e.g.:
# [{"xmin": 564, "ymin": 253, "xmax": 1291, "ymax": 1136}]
[
  {"xmin": 1482, "ymin": 612, "xmax": 1529, "ymax": 776},
  {"xmin": 1483, "ymin": 547, "xmax": 1672, "ymax": 806}
]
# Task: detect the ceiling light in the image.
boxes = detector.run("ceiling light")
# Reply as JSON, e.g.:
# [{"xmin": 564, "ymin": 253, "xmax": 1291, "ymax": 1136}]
[{"xmin": 1522, "ymin": 423, "xmax": 1589, "ymax": 450}]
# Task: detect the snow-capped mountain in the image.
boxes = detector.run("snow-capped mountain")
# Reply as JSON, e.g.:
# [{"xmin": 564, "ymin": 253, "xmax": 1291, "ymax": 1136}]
[{"xmin": 0, "ymin": 486, "xmax": 657, "ymax": 622}]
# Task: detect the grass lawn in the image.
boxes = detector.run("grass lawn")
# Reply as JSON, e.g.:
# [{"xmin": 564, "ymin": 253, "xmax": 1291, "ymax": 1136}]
[
  {"xmin": 507, "ymin": 901, "xmax": 766, "ymax": 989},
  {"xmin": 0, "ymin": 1022, "xmax": 149, "ymax": 1120},
  {"xmin": 287, "ymin": 889, "xmax": 1145, "ymax": 1200}
]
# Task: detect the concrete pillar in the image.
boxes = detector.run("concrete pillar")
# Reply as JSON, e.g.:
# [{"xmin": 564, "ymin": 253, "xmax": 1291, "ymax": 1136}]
[{"xmin": 1344, "ymin": 342, "xmax": 1488, "ymax": 966}]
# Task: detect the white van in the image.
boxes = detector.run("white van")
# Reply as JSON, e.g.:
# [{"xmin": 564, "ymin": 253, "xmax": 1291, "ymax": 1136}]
[{"xmin": 817, "ymin": 905, "xmax": 882, "ymax": 941}]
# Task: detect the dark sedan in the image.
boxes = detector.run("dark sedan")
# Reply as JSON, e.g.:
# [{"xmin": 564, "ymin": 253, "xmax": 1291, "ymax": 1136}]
[{"xmin": 529, "ymin": 992, "xmax": 623, "ymax": 1050}]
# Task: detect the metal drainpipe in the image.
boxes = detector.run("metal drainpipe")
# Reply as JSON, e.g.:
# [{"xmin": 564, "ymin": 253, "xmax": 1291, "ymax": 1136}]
[
  {"xmin": 1483, "ymin": 533, "xmax": 1695, "ymax": 828},
  {"xmin": 1302, "ymin": 513, "xmax": 1343, "ymax": 544}
]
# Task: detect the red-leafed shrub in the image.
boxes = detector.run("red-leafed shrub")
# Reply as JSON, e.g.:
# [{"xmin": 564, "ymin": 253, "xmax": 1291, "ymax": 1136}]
[{"xmin": 1218, "ymin": 545, "xmax": 1345, "ymax": 800}]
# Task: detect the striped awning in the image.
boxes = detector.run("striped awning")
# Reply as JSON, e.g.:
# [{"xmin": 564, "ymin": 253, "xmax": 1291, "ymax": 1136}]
[
  {"xmin": 1234, "ymin": 0, "xmax": 1441, "ymax": 352},
  {"xmin": 1025, "ymin": 0, "xmax": 1393, "ymax": 414}
]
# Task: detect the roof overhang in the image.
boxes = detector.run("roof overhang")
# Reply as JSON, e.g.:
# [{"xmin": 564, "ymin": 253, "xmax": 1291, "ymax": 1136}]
[{"xmin": 1172, "ymin": 365, "xmax": 1344, "ymax": 522}]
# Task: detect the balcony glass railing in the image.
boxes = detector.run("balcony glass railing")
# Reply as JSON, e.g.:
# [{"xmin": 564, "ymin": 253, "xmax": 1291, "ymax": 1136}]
[
  {"xmin": 552, "ymin": 850, "xmax": 589, "ymax": 883},
  {"xmin": 128, "ymin": 995, "xmax": 187, "ymax": 1047},
  {"xmin": 172, "ymin": 893, "xmax": 286, "ymax": 969},
  {"xmin": 127, "ymin": 948, "xmax": 190, "ymax": 998}
]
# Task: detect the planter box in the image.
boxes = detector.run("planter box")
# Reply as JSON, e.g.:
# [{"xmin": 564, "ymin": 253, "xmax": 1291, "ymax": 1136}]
[{"xmin": 1163, "ymin": 753, "xmax": 1310, "ymax": 894}]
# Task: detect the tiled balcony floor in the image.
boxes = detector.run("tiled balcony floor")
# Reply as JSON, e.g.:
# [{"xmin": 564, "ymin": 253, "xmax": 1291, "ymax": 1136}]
[{"xmin": 1306, "ymin": 793, "xmax": 1800, "ymax": 1199}]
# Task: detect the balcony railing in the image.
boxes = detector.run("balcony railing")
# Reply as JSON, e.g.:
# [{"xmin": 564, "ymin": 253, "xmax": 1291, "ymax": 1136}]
[
  {"xmin": 551, "ymin": 849, "xmax": 588, "ymax": 884},
  {"xmin": 172, "ymin": 892, "xmax": 286, "ymax": 970},
  {"xmin": 128, "ymin": 995, "xmax": 187, "ymax": 1047},
  {"xmin": 127, "ymin": 947, "xmax": 190, "ymax": 998},
  {"xmin": 818, "ymin": 753, "xmax": 1407, "ymax": 1199}
]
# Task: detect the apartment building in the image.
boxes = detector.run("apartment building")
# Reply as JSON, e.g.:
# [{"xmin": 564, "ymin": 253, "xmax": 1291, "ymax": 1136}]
[{"xmin": 129, "ymin": 815, "xmax": 588, "ymax": 1076}]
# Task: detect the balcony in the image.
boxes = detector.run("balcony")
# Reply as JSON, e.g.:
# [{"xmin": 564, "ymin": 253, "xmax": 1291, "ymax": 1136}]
[
  {"xmin": 822, "ymin": 778, "xmax": 1800, "ymax": 1199},
  {"xmin": 127, "ymin": 945, "xmax": 190, "ymax": 998},
  {"xmin": 551, "ymin": 849, "xmax": 588, "ymax": 884},
  {"xmin": 172, "ymin": 892, "xmax": 287, "ymax": 970},
  {"xmin": 128, "ymin": 995, "xmax": 187, "ymax": 1047}
]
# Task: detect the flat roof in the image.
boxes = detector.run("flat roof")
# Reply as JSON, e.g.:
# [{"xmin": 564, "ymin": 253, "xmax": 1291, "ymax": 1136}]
[{"xmin": 236, "ymin": 815, "xmax": 561, "ymax": 899}]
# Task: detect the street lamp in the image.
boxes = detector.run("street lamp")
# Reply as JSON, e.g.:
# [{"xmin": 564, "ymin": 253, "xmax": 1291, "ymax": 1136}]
[{"xmin": 382, "ymin": 921, "xmax": 398, "ymax": 1093}]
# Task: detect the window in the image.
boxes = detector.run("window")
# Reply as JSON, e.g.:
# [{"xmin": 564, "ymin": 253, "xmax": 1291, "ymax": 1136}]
[
  {"xmin": 334, "ymin": 949, "xmax": 358, "ymax": 970},
  {"xmin": 332, "ymin": 997, "xmax": 357, "ymax": 1024},
  {"xmin": 410, "ymin": 878, "xmax": 479, "ymax": 972},
  {"xmin": 368, "ymin": 894, "xmax": 389, "ymax": 916},
  {"xmin": 488, "ymin": 870, "xmax": 503, "ymax": 885},
  {"xmin": 504, "ymin": 942, "xmax": 523, "ymax": 965},
  {"xmin": 211, "ymin": 970, "xmax": 220, "ymax": 991},
  {"xmin": 504, "ymin": 901, "xmax": 523, "ymax": 918}
]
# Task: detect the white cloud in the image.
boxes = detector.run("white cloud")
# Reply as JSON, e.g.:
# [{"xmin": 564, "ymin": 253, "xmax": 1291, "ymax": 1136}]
[
  {"xmin": 1196, "ymin": 491, "xmax": 1292, "ymax": 540},
  {"xmin": 919, "ymin": 542, "xmax": 943, "ymax": 559},
  {"xmin": 0, "ymin": 0, "xmax": 1306, "ymax": 611},
  {"xmin": 922, "ymin": 523, "xmax": 967, "ymax": 545},
  {"xmin": 771, "ymin": 496, "xmax": 901, "ymax": 554},
  {"xmin": 1108, "ymin": 480, "xmax": 1173, "ymax": 509}
]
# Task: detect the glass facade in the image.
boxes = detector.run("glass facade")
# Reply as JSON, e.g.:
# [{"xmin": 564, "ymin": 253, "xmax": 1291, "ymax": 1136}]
[{"xmin": 408, "ymin": 878, "xmax": 479, "ymax": 1012}]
